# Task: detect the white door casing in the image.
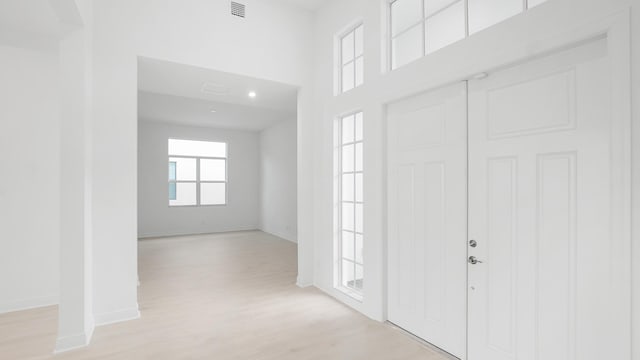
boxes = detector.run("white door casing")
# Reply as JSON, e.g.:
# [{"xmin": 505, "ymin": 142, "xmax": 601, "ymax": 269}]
[
  {"xmin": 467, "ymin": 36, "xmax": 631, "ymax": 360},
  {"xmin": 387, "ymin": 82, "xmax": 468, "ymax": 359}
]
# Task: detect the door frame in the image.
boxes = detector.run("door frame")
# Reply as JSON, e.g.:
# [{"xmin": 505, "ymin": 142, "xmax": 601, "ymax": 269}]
[{"xmin": 383, "ymin": 9, "xmax": 632, "ymax": 359}]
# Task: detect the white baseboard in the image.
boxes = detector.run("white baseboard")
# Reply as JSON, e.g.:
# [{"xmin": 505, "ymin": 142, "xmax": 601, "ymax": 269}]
[
  {"xmin": 296, "ymin": 277, "xmax": 313, "ymax": 288},
  {"xmin": 94, "ymin": 305, "xmax": 140, "ymax": 326},
  {"xmin": 54, "ymin": 325, "xmax": 94, "ymax": 354},
  {"xmin": 0, "ymin": 295, "xmax": 58, "ymax": 314},
  {"xmin": 259, "ymin": 228, "xmax": 298, "ymax": 243}
]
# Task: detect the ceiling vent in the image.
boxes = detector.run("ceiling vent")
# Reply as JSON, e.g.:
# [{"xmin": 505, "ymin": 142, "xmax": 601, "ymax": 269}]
[
  {"xmin": 230, "ymin": 2, "xmax": 246, "ymax": 18},
  {"xmin": 201, "ymin": 82, "xmax": 230, "ymax": 96}
]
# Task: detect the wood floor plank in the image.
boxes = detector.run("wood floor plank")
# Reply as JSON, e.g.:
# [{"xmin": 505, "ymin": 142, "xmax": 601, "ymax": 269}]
[{"xmin": 0, "ymin": 231, "xmax": 451, "ymax": 360}]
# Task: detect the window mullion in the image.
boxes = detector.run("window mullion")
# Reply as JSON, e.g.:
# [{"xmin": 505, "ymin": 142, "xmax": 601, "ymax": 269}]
[
  {"xmin": 421, "ymin": 0, "xmax": 426, "ymax": 57},
  {"xmin": 196, "ymin": 157, "xmax": 201, "ymax": 206},
  {"xmin": 353, "ymin": 26, "xmax": 357, "ymax": 88},
  {"xmin": 352, "ymin": 117, "xmax": 357, "ymax": 290}
]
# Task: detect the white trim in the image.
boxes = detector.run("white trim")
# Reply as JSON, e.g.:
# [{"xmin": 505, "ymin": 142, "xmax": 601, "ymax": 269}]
[
  {"xmin": 335, "ymin": 112, "xmax": 365, "ymax": 299},
  {"xmin": 93, "ymin": 305, "xmax": 140, "ymax": 327},
  {"xmin": 0, "ymin": 295, "xmax": 58, "ymax": 314},
  {"xmin": 381, "ymin": 7, "xmax": 632, "ymax": 357},
  {"xmin": 54, "ymin": 326, "xmax": 94, "ymax": 354},
  {"xmin": 296, "ymin": 278, "xmax": 313, "ymax": 288},
  {"xmin": 259, "ymin": 228, "xmax": 297, "ymax": 243},
  {"xmin": 338, "ymin": 23, "xmax": 365, "ymax": 94}
]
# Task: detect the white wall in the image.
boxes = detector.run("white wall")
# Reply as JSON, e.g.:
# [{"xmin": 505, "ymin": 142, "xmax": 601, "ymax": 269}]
[
  {"xmin": 631, "ymin": 1, "xmax": 640, "ymax": 358},
  {"xmin": 138, "ymin": 121, "xmax": 260, "ymax": 238},
  {"xmin": 311, "ymin": 0, "xmax": 640, "ymax": 331},
  {"xmin": 259, "ymin": 118, "xmax": 297, "ymax": 242},
  {"xmin": 90, "ymin": 0, "xmax": 315, "ymax": 324},
  {"xmin": 0, "ymin": 44, "xmax": 60, "ymax": 313}
]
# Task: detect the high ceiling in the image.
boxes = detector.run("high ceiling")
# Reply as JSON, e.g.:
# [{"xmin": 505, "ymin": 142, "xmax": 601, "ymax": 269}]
[
  {"xmin": 0, "ymin": 0, "xmax": 60, "ymax": 50},
  {"xmin": 138, "ymin": 57, "xmax": 298, "ymax": 131},
  {"xmin": 278, "ymin": 0, "xmax": 330, "ymax": 11}
]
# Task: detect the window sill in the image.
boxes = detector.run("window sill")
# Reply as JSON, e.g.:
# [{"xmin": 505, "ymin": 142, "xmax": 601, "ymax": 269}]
[{"xmin": 335, "ymin": 286, "xmax": 363, "ymax": 302}]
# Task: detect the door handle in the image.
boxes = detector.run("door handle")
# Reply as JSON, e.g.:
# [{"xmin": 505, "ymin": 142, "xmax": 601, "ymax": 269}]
[{"xmin": 468, "ymin": 256, "xmax": 483, "ymax": 265}]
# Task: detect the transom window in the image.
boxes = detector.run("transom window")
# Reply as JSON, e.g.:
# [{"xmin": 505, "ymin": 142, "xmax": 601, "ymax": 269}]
[
  {"xmin": 340, "ymin": 23, "xmax": 364, "ymax": 93},
  {"xmin": 337, "ymin": 112, "xmax": 364, "ymax": 297},
  {"xmin": 168, "ymin": 139, "xmax": 227, "ymax": 206},
  {"xmin": 390, "ymin": 0, "xmax": 550, "ymax": 69}
]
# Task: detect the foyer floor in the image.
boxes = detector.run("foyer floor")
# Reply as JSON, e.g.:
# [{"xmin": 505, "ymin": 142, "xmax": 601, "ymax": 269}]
[{"xmin": 0, "ymin": 231, "xmax": 450, "ymax": 360}]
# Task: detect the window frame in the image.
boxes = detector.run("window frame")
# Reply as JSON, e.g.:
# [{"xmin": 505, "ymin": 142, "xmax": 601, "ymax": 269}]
[
  {"xmin": 168, "ymin": 139, "xmax": 228, "ymax": 207},
  {"xmin": 388, "ymin": 0, "xmax": 547, "ymax": 70},
  {"xmin": 336, "ymin": 111, "xmax": 364, "ymax": 300},
  {"xmin": 339, "ymin": 22, "xmax": 364, "ymax": 94}
]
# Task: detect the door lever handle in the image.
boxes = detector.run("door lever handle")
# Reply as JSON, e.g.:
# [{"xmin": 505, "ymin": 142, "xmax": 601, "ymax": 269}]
[{"xmin": 468, "ymin": 256, "xmax": 483, "ymax": 265}]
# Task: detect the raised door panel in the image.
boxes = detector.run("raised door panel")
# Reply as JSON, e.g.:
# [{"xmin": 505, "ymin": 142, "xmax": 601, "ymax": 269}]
[
  {"xmin": 388, "ymin": 83, "xmax": 467, "ymax": 359},
  {"xmin": 468, "ymin": 37, "xmax": 629, "ymax": 360}
]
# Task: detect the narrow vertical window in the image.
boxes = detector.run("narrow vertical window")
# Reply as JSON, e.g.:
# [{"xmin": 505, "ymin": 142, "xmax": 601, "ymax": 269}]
[
  {"xmin": 340, "ymin": 24, "xmax": 364, "ymax": 93},
  {"xmin": 338, "ymin": 112, "xmax": 364, "ymax": 297}
]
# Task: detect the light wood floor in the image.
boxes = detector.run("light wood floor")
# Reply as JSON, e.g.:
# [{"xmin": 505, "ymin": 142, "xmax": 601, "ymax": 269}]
[{"xmin": 0, "ymin": 231, "xmax": 451, "ymax": 359}]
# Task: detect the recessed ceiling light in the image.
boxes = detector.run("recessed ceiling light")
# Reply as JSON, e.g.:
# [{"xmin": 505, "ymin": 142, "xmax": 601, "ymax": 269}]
[
  {"xmin": 248, "ymin": 91, "xmax": 257, "ymax": 98},
  {"xmin": 210, "ymin": 109, "xmax": 217, "ymax": 113}
]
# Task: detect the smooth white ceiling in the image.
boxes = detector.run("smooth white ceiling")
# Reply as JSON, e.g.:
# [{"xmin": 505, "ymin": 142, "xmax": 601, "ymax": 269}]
[
  {"xmin": 0, "ymin": 0, "xmax": 60, "ymax": 39},
  {"xmin": 278, "ymin": 0, "xmax": 330, "ymax": 11},
  {"xmin": 138, "ymin": 92, "xmax": 294, "ymax": 132},
  {"xmin": 138, "ymin": 57, "xmax": 297, "ymax": 113},
  {"xmin": 138, "ymin": 58, "xmax": 298, "ymax": 131}
]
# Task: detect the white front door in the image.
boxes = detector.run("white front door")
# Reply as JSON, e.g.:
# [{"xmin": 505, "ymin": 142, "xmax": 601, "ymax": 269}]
[
  {"xmin": 467, "ymin": 37, "xmax": 630, "ymax": 360},
  {"xmin": 387, "ymin": 82, "xmax": 467, "ymax": 359}
]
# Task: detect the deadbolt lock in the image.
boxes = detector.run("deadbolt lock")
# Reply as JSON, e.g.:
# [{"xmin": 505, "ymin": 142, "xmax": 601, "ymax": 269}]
[{"xmin": 469, "ymin": 240, "xmax": 477, "ymax": 248}]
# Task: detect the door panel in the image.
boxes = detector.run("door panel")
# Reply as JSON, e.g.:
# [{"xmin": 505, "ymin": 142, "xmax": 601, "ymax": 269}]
[
  {"xmin": 387, "ymin": 83, "xmax": 467, "ymax": 359},
  {"xmin": 467, "ymin": 37, "xmax": 630, "ymax": 360}
]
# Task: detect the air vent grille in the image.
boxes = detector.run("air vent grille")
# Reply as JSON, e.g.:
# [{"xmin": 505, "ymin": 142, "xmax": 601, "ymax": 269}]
[{"xmin": 231, "ymin": 2, "xmax": 245, "ymax": 18}]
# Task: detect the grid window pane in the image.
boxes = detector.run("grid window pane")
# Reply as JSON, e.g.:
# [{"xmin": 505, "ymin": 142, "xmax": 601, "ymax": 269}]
[
  {"xmin": 169, "ymin": 183, "xmax": 177, "ymax": 201},
  {"xmin": 342, "ymin": 174, "xmax": 355, "ymax": 202},
  {"xmin": 200, "ymin": 183, "xmax": 226, "ymax": 205},
  {"xmin": 342, "ymin": 202, "xmax": 355, "ymax": 231},
  {"xmin": 355, "ymin": 173, "xmax": 363, "ymax": 202},
  {"xmin": 355, "ymin": 143, "xmax": 363, "ymax": 172},
  {"xmin": 355, "ymin": 265, "xmax": 364, "ymax": 290},
  {"xmin": 391, "ymin": 0, "xmax": 423, "ymax": 36},
  {"xmin": 342, "ymin": 114, "xmax": 355, "ymax": 144},
  {"xmin": 169, "ymin": 161, "xmax": 177, "ymax": 181},
  {"xmin": 354, "ymin": 25, "xmax": 364, "ymax": 57},
  {"xmin": 342, "ymin": 260, "xmax": 355, "ymax": 288},
  {"xmin": 425, "ymin": 0, "xmax": 465, "ymax": 54},
  {"xmin": 468, "ymin": 0, "xmax": 523, "ymax": 35},
  {"xmin": 354, "ymin": 112, "xmax": 363, "ymax": 141},
  {"xmin": 342, "ymin": 144, "xmax": 355, "ymax": 172},
  {"xmin": 355, "ymin": 203, "xmax": 364, "ymax": 233},
  {"xmin": 342, "ymin": 31, "xmax": 355, "ymax": 64},
  {"xmin": 392, "ymin": 24, "xmax": 423, "ymax": 69},
  {"xmin": 355, "ymin": 57, "xmax": 364, "ymax": 87},
  {"xmin": 355, "ymin": 234, "xmax": 363, "ymax": 264},
  {"xmin": 169, "ymin": 182, "xmax": 197, "ymax": 206},
  {"xmin": 200, "ymin": 159, "xmax": 226, "ymax": 181},
  {"xmin": 342, "ymin": 62, "xmax": 355, "ymax": 92},
  {"xmin": 342, "ymin": 231, "xmax": 355, "ymax": 261},
  {"xmin": 168, "ymin": 139, "xmax": 226, "ymax": 158},
  {"xmin": 170, "ymin": 157, "xmax": 196, "ymax": 181}
]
